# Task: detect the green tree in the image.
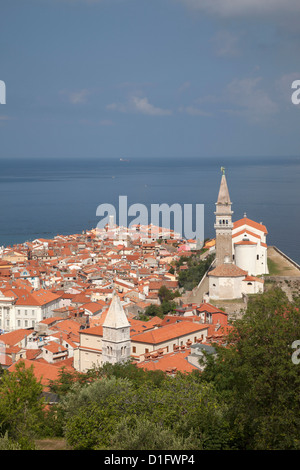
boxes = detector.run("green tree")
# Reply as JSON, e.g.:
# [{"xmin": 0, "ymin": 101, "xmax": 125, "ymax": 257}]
[
  {"xmin": 0, "ymin": 432, "xmax": 21, "ymax": 450},
  {"xmin": 158, "ymin": 285, "xmax": 180, "ymax": 302},
  {"xmin": 65, "ymin": 402, "xmax": 122, "ymax": 450},
  {"xmin": 201, "ymin": 288, "xmax": 300, "ymax": 449},
  {"xmin": 144, "ymin": 304, "xmax": 162, "ymax": 318},
  {"xmin": 0, "ymin": 361, "xmax": 45, "ymax": 448},
  {"xmin": 177, "ymin": 254, "xmax": 214, "ymax": 291},
  {"xmin": 108, "ymin": 416, "xmax": 200, "ymax": 450},
  {"xmin": 60, "ymin": 363, "xmax": 231, "ymax": 450}
]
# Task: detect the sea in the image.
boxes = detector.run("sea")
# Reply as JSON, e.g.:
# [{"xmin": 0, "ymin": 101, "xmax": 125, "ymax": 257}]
[{"xmin": 0, "ymin": 155, "xmax": 299, "ymax": 264}]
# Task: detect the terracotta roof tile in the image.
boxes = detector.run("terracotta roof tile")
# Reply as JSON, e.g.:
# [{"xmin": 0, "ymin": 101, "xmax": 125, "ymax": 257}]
[
  {"xmin": 209, "ymin": 263, "xmax": 248, "ymax": 278},
  {"xmin": 131, "ymin": 322, "xmax": 207, "ymax": 345}
]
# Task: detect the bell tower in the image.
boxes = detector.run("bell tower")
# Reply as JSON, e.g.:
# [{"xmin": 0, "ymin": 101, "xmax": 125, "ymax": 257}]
[
  {"xmin": 214, "ymin": 167, "xmax": 233, "ymax": 266},
  {"xmin": 101, "ymin": 292, "xmax": 131, "ymax": 365}
]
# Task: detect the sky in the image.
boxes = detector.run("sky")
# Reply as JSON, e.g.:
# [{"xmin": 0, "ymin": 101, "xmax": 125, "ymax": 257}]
[{"xmin": 1, "ymin": 0, "xmax": 300, "ymax": 160}]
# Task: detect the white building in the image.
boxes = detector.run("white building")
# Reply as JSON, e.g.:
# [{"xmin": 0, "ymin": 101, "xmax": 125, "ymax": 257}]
[
  {"xmin": 0, "ymin": 288, "xmax": 61, "ymax": 333},
  {"xmin": 232, "ymin": 214, "xmax": 268, "ymax": 276},
  {"xmin": 208, "ymin": 170, "xmax": 265, "ymax": 301}
]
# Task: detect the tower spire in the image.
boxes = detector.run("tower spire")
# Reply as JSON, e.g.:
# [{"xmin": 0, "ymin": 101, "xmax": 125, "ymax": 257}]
[
  {"xmin": 217, "ymin": 169, "xmax": 231, "ymax": 206},
  {"xmin": 214, "ymin": 169, "xmax": 233, "ymax": 266},
  {"xmin": 101, "ymin": 292, "xmax": 131, "ymax": 365},
  {"xmin": 102, "ymin": 291, "xmax": 130, "ymax": 329}
]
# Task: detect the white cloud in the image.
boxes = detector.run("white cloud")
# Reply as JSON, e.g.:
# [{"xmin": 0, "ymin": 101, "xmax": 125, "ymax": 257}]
[
  {"xmin": 131, "ymin": 96, "xmax": 172, "ymax": 116},
  {"xmin": 107, "ymin": 95, "xmax": 172, "ymax": 116},
  {"xmin": 224, "ymin": 77, "xmax": 278, "ymax": 121},
  {"xmin": 61, "ymin": 89, "xmax": 90, "ymax": 104},
  {"xmin": 191, "ymin": 77, "xmax": 278, "ymax": 123},
  {"xmin": 178, "ymin": 0, "xmax": 300, "ymax": 17}
]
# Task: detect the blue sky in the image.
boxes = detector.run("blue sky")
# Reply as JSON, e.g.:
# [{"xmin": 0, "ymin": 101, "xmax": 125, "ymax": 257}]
[{"xmin": 1, "ymin": 0, "xmax": 300, "ymax": 160}]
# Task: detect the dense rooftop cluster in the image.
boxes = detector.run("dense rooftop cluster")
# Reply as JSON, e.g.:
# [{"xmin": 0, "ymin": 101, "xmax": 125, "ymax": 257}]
[{"xmin": 0, "ymin": 224, "xmax": 230, "ymax": 389}]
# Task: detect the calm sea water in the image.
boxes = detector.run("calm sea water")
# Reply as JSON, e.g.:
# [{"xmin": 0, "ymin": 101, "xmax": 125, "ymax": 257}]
[{"xmin": 0, "ymin": 156, "xmax": 299, "ymax": 263}]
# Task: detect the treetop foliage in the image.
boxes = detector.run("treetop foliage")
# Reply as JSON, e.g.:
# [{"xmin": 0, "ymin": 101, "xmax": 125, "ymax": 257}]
[{"xmin": 0, "ymin": 287, "xmax": 300, "ymax": 450}]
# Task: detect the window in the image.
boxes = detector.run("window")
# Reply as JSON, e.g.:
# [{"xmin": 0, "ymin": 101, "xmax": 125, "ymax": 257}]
[
  {"xmin": 257, "ymin": 255, "xmax": 259, "ymax": 260},
  {"xmin": 133, "ymin": 346, "xmax": 136, "ymax": 353}
]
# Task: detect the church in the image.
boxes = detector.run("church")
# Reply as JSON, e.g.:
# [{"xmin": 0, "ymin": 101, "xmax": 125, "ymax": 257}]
[
  {"xmin": 73, "ymin": 292, "xmax": 131, "ymax": 372},
  {"xmin": 208, "ymin": 169, "xmax": 267, "ymax": 301}
]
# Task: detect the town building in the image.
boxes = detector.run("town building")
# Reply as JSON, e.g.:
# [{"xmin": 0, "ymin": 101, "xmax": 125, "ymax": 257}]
[
  {"xmin": 208, "ymin": 169, "xmax": 266, "ymax": 301},
  {"xmin": 0, "ymin": 287, "xmax": 61, "ymax": 332}
]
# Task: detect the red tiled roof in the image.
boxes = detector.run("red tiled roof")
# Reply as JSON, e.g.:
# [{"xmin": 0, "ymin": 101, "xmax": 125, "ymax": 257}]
[
  {"xmin": 233, "ymin": 217, "xmax": 268, "ymax": 234},
  {"xmin": 43, "ymin": 341, "xmax": 68, "ymax": 354},
  {"xmin": 80, "ymin": 325, "xmax": 103, "ymax": 337},
  {"xmin": 12, "ymin": 288, "xmax": 61, "ymax": 306},
  {"xmin": 137, "ymin": 349, "xmax": 197, "ymax": 374},
  {"xmin": 243, "ymin": 275, "xmax": 264, "ymax": 283},
  {"xmin": 0, "ymin": 329, "xmax": 33, "ymax": 347},
  {"xmin": 232, "ymin": 229, "xmax": 260, "ymax": 240},
  {"xmin": 209, "ymin": 263, "xmax": 248, "ymax": 278},
  {"xmin": 196, "ymin": 302, "xmax": 227, "ymax": 315},
  {"xmin": 131, "ymin": 322, "xmax": 208, "ymax": 345}
]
